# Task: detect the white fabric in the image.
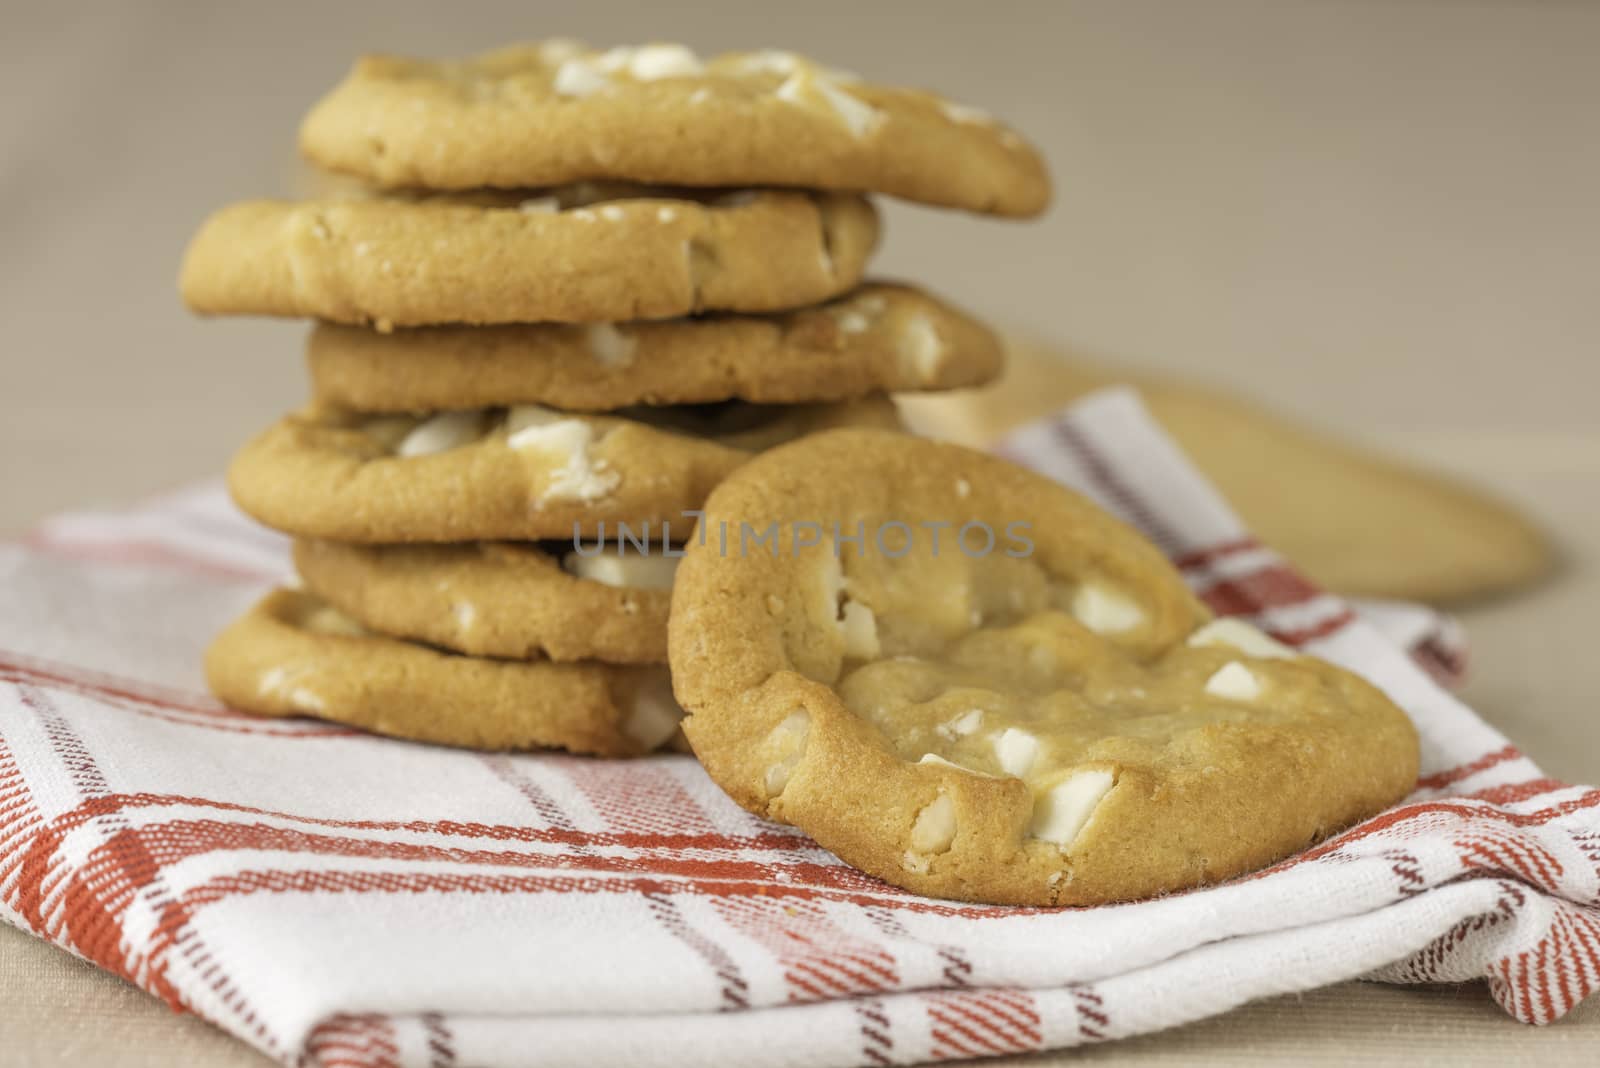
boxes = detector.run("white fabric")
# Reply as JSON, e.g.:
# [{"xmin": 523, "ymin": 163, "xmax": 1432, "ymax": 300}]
[{"xmin": 1, "ymin": 388, "xmax": 1593, "ymax": 1068}]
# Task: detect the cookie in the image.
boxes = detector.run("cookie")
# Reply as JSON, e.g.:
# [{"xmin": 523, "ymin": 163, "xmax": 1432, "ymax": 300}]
[
  {"xmin": 180, "ymin": 184, "xmax": 878, "ymax": 328},
  {"xmin": 206, "ymin": 589, "xmax": 683, "ymax": 754},
  {"xmin": 898, "ymin": 337, "xmax": 1555, "ymax": 603},
  {"xmin": 299, "ymin": 41, "xmax": 1050, "ymax": 217},
  {"xmin": 228, "ymin": 397, "xmax": 900, "ymax": 542},
  {"xmin": 667, "ymin": 429, "xmax": 1419, "ymax": 906},
  {"xmin": 294, "ymin": 539, "xmax": 673, "ymax": 664},
  {"xmin": 307, "ymin": 282, "xmax": 1003, "ymax": 414}
]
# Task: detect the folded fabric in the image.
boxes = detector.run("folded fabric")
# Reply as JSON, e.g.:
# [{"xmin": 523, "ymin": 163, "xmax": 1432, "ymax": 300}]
[{"xmin": 1, "ymin": 388, "xmax": 1592, "ymax": 1068}]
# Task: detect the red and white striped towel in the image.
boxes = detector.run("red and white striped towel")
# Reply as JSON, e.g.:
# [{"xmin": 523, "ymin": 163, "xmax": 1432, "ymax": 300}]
[{"xmin": 2, "ymin": 388, "xmax": 1592, "ymax": 1067}]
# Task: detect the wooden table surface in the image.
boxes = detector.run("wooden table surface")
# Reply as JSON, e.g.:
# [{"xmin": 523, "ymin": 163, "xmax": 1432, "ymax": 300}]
[{"xmin": 3, "ymin": 1, "xmax": 1598, "ymax": 1063}]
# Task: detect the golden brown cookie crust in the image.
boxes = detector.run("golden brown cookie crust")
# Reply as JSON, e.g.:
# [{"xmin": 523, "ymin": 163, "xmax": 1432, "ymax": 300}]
[
  {"xmin": 668, "ymin": 429, "xmax": 1420, "ymax": 906},
  {"xmin": 228, "ymin": 398, "xmax": 900, "ymax": 542},
  {"xmin": 206, "ymin": 589, "xmax": 680, "ymax": 755},
  {"xmin": 294, "ymin": 539, "xmax": 671, "ymax": 664},
  {"xmin": 180, "ymin": 187, "xmax": 878, "ymax": 327},
  {"xmin": 299, "ymin": 42, "xmax": 1050, "ymax": 217},
  {"xmin": 307, "ymin": 282, "xmax": 1003, "ymax": 413}
]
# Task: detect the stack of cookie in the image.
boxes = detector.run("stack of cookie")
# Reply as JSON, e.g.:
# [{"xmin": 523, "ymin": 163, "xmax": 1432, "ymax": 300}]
[{"xmin": 181, "ymin": 41, "xmax": 1049, "ymax": 756}]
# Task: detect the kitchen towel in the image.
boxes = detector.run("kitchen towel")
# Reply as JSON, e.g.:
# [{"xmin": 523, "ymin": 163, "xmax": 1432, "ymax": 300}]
[{"xmin": 2, "ymin": 388, "xmax": 1591, "ymax": 1067}]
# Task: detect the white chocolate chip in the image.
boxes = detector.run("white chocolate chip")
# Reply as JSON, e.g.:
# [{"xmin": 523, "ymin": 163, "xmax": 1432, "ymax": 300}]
[
  {"xmin": 1204, "ymin": 661, "xmax": 1262, "ymax": 701},
  {"xmin": 563, "ymin": 546, "xmax": 680, "ymax": 590},
  {"xmin": 545, "ymin": 454, "xmax": 618, "ymax": 503},
  {"xmin": 623, "ymin": 43, "xmax": 704, "ymax": 80},
  {"xmin": 1069, "ymin": 583, "xmax": 1146, "ymax": 635},
  {"xmin": 657, "ymin": 206, "xmax": 679, "ymax": 223},
  {"xmin": 288, "ymin": 688, "xmax": 324, "ymax": 713},
  {"xmin": 762, "ymin": 710, "xmax": 810, "ymax": 797},
  {"xmin": 830, "ymin": 293, "xmax": 883, "ymax": 334},
  {"xmin": 300, "ymin": 605, "xmax": 371, "ymax": 639},
  {"xmin": 518, "ymin": 196, "xmax": 560, "ymax": 214},
  {"xmin": 811, "ymin": 79, "xmax": 881, "ymax": 137},
  {"xmin": 737, "ymin": 49, "xmax": 804, "ymax": 76},
  {"xmin": 918, "ymin": 753, "xmax": 999, "ymax": 778},
  {"xmin": 583, "ymin": 323, "xmax": 637, "ymax": 368},
  {"xmin": 396, "ymin": 411, "xmax": 484, "ymax": 458},
  {"xmin": 775, "ymin": 69, "xmax": 884, "ymax": 139},
  {"xmin": 940, "ymin": 101, "xmax": 994, "ymax": 126},
  {"xmin": 1187, "ymin": 618, "xmax": 1297, "ymax": 659},
  {"xmin": 834, "ymin": 310, "xmax": 871, "ymax": 334},
  {"xmin": 257, "ymin": 666, "xmax": 290, "ymax": 697},
  {"xmin": 621, "ymin": 672, "xmax": 685, "ymax": 749},
  {"xmin": 993, "ymin": 727, "xmax": 1040, "ymax": 778},
  {"xmin": 553, "ymin": 58, "xmax": 609, "ymax": 97},
  {"xmin": 507, "ymin": 418, "xmax": 619, "ymax": 502},
  {"xmin": 935, "ymin": 709, "xmax": 984, "ymax": 741},
  {"xmin": 258, "ymin": 666, "xmax": 325, "ymax": 714},
  {"xmin": 812, "ymin": 552, "xmax": 844, "ymax": 628},
  {"xmin": 896, "ymin": 312, "xmax": 945, "ymax": 384},
  {"xmin": 599, "ymin": 204, "xmax": 626, "ymax": 222},
  {"xmin": 909, "ymin": 794, "xmax": 957, "ymax": 854},
  {"xmin": 954, "ymin": 478, "xmax": 971, "ymax": 499},
  {"xmin": 592, "ymin": 47, "xmax": 632, "ymax": 73},
  {"xmin": 688, "ymin": 87, "xmax": 712, "ymax": 105},
  {"xmin": 1029, "ymin": 768, "xmax": 1115, "ymax": 847},
  {"xmin": 839, "ymin": 600, "xmax": 881, "ymax": 660},
  {"xmin": 504, "ymin": 404, "xmax": 563, "ymax": 434}
]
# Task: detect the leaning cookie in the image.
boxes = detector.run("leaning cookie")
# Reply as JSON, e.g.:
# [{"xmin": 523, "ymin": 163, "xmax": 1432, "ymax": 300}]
[
  {"xmin": 229, "ymin": 397, "xmax": 900, "ymax": 542},
  {"xmin": 300, "ymin": 41, "xmax": 1049, "ymax": 217},
  {"xmin": 294, "ymin": 539, "xmax": 675, "ymax": 664},
  {"xmin": 668, "ymin": 429, "xmax": 1419, "ymax": 906},
  {"xmin": 206, "ymin": 589, "xmax": 683, "ymax": 754},
  {"xmin": 180, "ymin": 185, "xmax": 878, "ymax": 327},
  {"xmin": 308, "ymin": 283, "xmax": 1002, "ymax": 413}
]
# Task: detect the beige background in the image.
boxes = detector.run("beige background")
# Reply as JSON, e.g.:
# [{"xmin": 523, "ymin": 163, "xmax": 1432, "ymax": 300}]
[{"xmin": 3, "ymin": 0, "xmax": 1598, "ymax": 1063}]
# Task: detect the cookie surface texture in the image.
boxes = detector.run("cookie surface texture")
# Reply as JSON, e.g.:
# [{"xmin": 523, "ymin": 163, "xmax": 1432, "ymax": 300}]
[
  {"xmin": 307, "ymin": 282, "xmax": 1002, "ymax": 413},
  {"xmin": 206, "ymin": 589, "xmax": 683, "ymax": 754},
  {"xmin": 294, "ymin": 539, "xmax": 673, "ymax": 664},
  {"xmin": 228, "ymin": 397, "xmax": 900, "ymax": 542},
  {"xmin": 668, "ymin": 429, "xmax": 1420, "ymax": 905},
  {"xmin": 181, "ymin": 186, "xmax": 878, "ymax": 327},
  {"xmin": 299, "ymin": 41, "xmax": 1050, "ymax": 216}
]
